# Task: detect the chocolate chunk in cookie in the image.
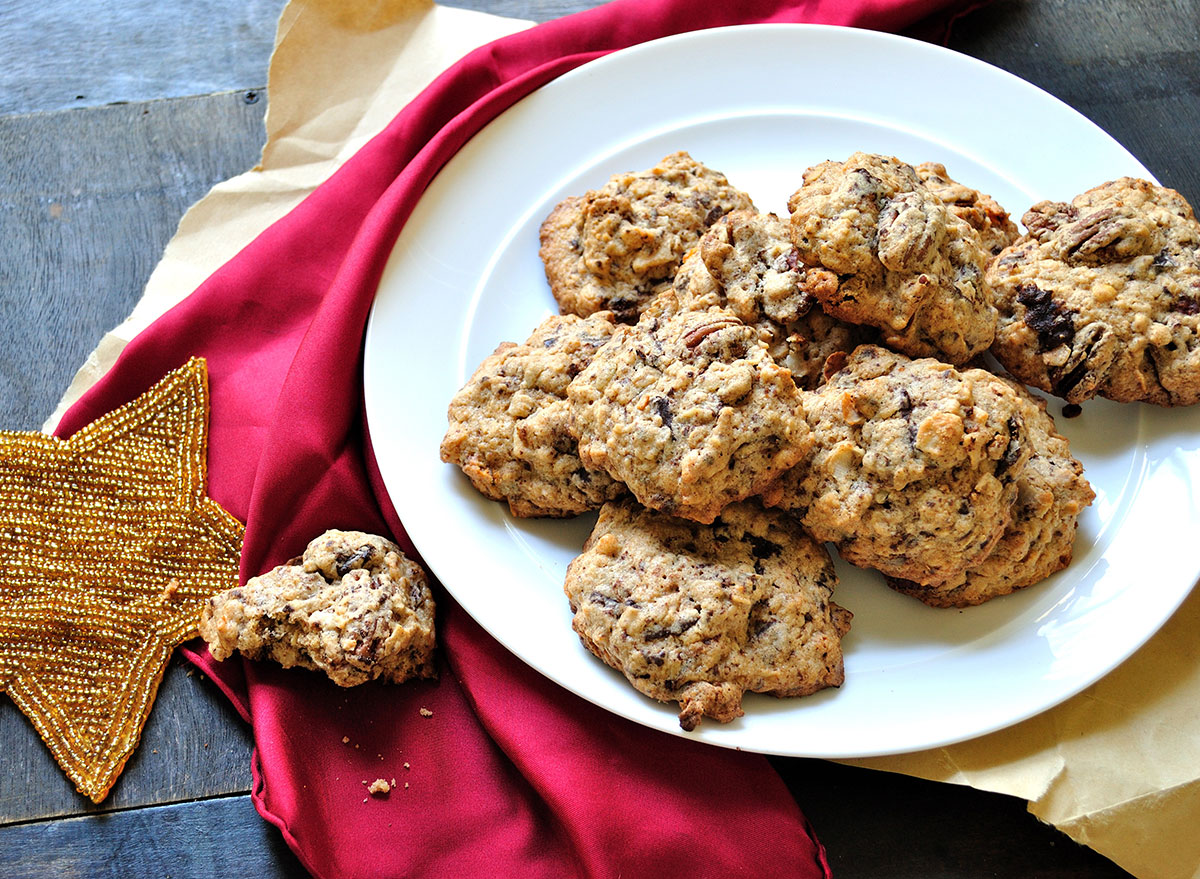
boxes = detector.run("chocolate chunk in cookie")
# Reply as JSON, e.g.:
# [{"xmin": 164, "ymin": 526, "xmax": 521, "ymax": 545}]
[
  {"xmin": 987, "ymin": 177, "xmax": 1200, "ymax": 405},
  {"xmin": 564, "ymin": 498, "xmax": 851, "ymax": 730},
  {"xmin": 787, "ymin": 152, "xmax": 998, "ymax": 364},
  {"xmin": 568, "ymin": 308, "xmax": 811, "ymax": 523},
  {"xmin": 200, "ymin": 530, "xmax": 436, "ymax": 686},
  {"xmin": 764, "ymin": 345, "xmax": 1031, "ymax": 588},
  {"xmin": 539, "ymin": 152, "xmax": 755, "ymax": 321},
  {"xmin": 440, "ymin": 312, "xmax": 626, "ymax": 517}
]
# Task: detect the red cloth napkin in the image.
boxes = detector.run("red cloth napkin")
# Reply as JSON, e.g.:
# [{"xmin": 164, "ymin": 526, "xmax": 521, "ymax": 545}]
[{"xmin": 58, "ymin": 1, "xmax": 984, "ymax": 876}]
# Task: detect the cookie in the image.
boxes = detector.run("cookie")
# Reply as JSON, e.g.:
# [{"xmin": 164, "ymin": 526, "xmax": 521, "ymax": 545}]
[
  {"xmin": 564, "ymin": 498, "xmax": 851, "ymax": 730},
  {"xmin": 787, "ymin": 152, "xmax": 997, "ymax": 364},
  {"xmin": 987, "ymin": 177, "xmax": 1200, "ymax": 405},
  {"xmin": 763, "ymin": 345, "xmax": 1031, "ymax": 588},
  {"xmin": 568, "ymin": 308, "xmax": 811, "ymax": 523},
  {"xmin": 199, "ymin": 530, "xmax": 436, "ymax": 686},
  {"xmin": 915, "ymin": 161, "xmax": 1020, "ymax": 256},
  {"xmin": 440, "ymin": 312, "xmax": 626, "ymax": 517},
  {"xmin": 886, "ymin": 379, "xmax": 1094, "ymax": 607},
  {"xmin": 539, "ymin": 152, "xmax": 755, "ymax": 321},
  {"xmin": 691, "ymin": 210, "xmax": 877, "ymax": 389}
]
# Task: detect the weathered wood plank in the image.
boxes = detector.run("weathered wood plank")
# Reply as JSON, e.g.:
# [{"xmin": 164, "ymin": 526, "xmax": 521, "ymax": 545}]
[
  {"xmin": 948, "ymin": 0, "xmax": 1200, "ymax": 205},
  {"xmin": 0, "ymin": 653, "xmax": 256, "ymax": 824},
  {"xmin": 0, "ymin": 90, "xmax": 268, "ymax": 431},
  {"xmin": 0, "ymin": 794, "xmax": 309, "ymax": 879},
  {"xmin": 0, "ymin": 0, "xmax": 288, "ymax": 115}
]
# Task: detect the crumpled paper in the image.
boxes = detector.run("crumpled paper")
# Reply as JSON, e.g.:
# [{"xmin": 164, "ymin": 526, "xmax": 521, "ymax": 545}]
[{"xmin": 47, "ymin": 3, "xmax": 1200, "ymax": 877}]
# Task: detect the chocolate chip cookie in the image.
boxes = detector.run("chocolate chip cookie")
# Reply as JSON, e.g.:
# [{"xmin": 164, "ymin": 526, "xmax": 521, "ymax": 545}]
[
  {"xmin": 539, "ymin": 152, "xmax": 755, "ymax": 321},
  {"xmin": 763, "ymin": 345, "xmax": 1031, "ymax": 588},
  {"xmin": 564, "ymin": 498, "xmax": 851, "ymax": 730},
  {"xmin": 885, "ymin": 378, "xmax": 1094, "ymax": 606},
  {"xmin": 987, "ymin": 177, "xmax": 1200, "ymax": 405},
  {"xmin": 568, "ymin": 308, "xmax": 811, "ymax": 523},
  {"xmin": 440, "ymin": 312, "xmax": 626, "ymax": 517},
  {"xmin": 915, "ymin": 161, "xmax": 1020, "ymax": 256},
  {"xmin": 200, "ymin": 530, "xmax": 436, "ymax": 686},
  {"xmin": 787, "ymin": 152, "xmax": 997, "ymax": 364},
  {"xmin": 691, "ymin": 210, "xmax": 876, "ymax": 389}
]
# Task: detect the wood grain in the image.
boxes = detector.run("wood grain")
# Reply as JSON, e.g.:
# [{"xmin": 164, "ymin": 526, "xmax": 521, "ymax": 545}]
[
  {"xmin": 0, "ymin": 794, "xmax": 309, "ymax": 878},
  {"xmin": 0, "ymin": 90, "xmax": 268, "ymax": 431},
  {"xmin": 0, "ymin": 0, "xmax": 287, "ymax": 114}
]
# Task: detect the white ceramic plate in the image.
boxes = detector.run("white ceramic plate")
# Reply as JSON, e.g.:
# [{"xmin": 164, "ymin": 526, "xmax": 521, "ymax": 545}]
[{"xmin": 363, "ymin": 24, "xmax": 1200, "ymax": 757}]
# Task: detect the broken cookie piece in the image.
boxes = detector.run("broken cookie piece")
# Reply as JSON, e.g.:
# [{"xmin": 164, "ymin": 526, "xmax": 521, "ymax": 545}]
[{"xmin": 199, "ymin": 530, "xmax": 436, "ymax": 686}]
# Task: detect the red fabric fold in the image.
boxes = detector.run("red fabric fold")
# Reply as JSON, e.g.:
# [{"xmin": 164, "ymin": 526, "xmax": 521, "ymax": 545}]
[{"xmin": 57, "ymin": 0, "xmax": 983, "ymax": 876}]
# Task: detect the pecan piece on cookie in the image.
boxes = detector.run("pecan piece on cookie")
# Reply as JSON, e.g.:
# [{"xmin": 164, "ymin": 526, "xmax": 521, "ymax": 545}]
[{"xmin": 664, "ymin": 209, "xmax": 875, "ymax": 390}]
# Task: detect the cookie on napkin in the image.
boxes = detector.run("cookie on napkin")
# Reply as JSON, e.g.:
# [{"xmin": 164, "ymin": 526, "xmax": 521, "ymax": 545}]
[{"xmin": 200, "ymin": 530, "xmax": 436, "ymax": 686}]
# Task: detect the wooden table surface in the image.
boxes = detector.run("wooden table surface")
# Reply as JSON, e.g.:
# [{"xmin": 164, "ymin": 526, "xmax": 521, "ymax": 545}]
[{"xmin": 2, "ymin": 0, "xmax": 1197, "ymax": 876}]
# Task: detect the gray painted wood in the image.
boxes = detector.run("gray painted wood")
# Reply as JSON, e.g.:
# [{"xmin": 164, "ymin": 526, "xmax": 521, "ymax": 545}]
[
  {"xmin": 1, "ymin": 0, "xmax": 1197, "ymax": 876},
  {"xmin": 0, "ymin": 89, "xmax": 268, "ymax": 431},
  {"xmin": 0, "ymin": 794, "xmax": 309, "ymax": 878},
  {"xmin": 0, "ymin": 0, "xmax": 287, "ymax": 114}
]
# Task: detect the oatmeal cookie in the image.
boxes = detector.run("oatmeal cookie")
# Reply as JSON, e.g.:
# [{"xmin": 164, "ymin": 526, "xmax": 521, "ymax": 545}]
[
  {"xmin": 787, "ymin": 152, "xmax": 997, "ymax": 364},
  {"xmin": 568, "ymin": 308, "xmax": 811, "ymax": 523},
  {"xmin": 764, "ymin": 345, "xmax": 1031, "ymax": 587},
  {"xmin": 539, "ymin": 152, "xmax": 755, "ymax": 321},
  {"xmin": 667, "ymin": 212, "xmax": 875, "ymax": 389},
  {"xmin": 915, "ymin": 161, "xmax": 1020, "ymax": 256},
  {"xmin": 199, "ymin": 530, "xmax": 436, "ymax": 686},
  {"xmin": 564, "ymin": 498, "xmax": 851, "ymax": 730},
  {"xmin": 440, "ymin": 312, "xmax": 626, "ymax": 517},
  {"xmin": 987, "ymin": 177, "xmax": 1200, "ymax": 405},
  {"xmin": 886, "ymin": 379, "xmax": 1094, "ymax": 607}
]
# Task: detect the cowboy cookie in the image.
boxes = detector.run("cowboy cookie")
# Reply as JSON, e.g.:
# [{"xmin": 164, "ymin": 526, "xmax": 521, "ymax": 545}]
[
  {"xmin": 440, "ymin": 312, "xmax": 626, "ymax": 517},
  {"xmin": 987, "ymin": 177, "xmax": 1200, "ymax": 405},
  {"xmin": 564, "ymin": 498, "xmax": 851, "ymax": 730},
  {"xmin": 688, "ymin": 210, "xmax": 876, "ymax": 388},
  {"xmin": 885, "ymin": 379, "xmax": 1094, "ymax": 606},
  {"xmin": 539, "ymin": 152, "xmax": 754, "ymax": 321},
  {"xmin": 200, "ymin": 530, "xmax": 436, "ymax": 686},
  {"xmin": 568, "ymin": 308, "xmax": 811, "ymax": 524},
  {"xmin": 787, "ymin": 152, "xmax": 997, "ymax": 364},
  {"xmin": 764, "ymin": 345, "xmax": 1031, "ymax": 588}
]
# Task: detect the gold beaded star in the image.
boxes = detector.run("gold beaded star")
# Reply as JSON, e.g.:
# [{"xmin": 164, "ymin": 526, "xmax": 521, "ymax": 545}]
[{"xmin": 0, "ymin": 357, "xmax": 244, "ymax": 802}]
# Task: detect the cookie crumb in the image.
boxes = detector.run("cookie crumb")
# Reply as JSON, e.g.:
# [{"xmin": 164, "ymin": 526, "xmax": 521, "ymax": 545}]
[
  {"xmin": 160, "ymin": 578, "xmax": 181, "ymax": 601},
  {"xmin": 404, "ymin": 782, "xmax": 409, "ymax": 789},
  {"xmin": 342, "ymin": 736, "xmax": 350, "ymax": 744},
  {"xmin": 367, "ymin": 778, "xmax": 390, "ymax": 796},
  {"xmin": 403, "ymin": 762, "xmax": 410, "ymax": 770},
  {"xmin": 419, "ymin": 707, "xmax": 433, "ymax": 718}
]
